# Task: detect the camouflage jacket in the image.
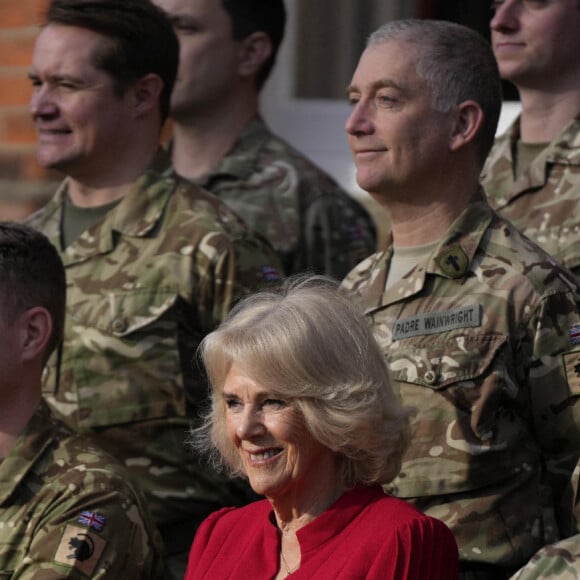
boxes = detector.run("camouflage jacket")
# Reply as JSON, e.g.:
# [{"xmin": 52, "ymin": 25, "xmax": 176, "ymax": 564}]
[
  {"xmin": 0, "ymin": 401, "xmax": 163, "ymax": 579},
  {"xmin": 194, "ymin": 116, "xmax": 376, "ymax": 278},
  {"xmin": 342, "ymin": 194, "xmax": 580, "ymax": 570},
  {"xmin": 26, "ymin": 151, "xmax": 281, "ymax": 544},
  {"xmin": 510, "ymin": 534, "xmax": 580, "ymax": 579},
  {"xmin": 481, "ymin": 115, "xmax": 580, "ymax": 278}
]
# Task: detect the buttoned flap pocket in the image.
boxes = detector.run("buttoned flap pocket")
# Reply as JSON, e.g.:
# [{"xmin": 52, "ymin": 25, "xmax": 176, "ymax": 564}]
[
  {"xmin": 66, "ymin": 289, "xmax": 186, "ymax": 428},
  {"xmin": 387, "ymin": 334, "xmax": 508, "ymax": 390},
  {"xmin": 70, "ymin": 289, "xmax": 179, "ymax": 336}
]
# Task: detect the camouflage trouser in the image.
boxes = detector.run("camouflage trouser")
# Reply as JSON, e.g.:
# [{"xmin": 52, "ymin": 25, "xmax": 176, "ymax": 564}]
[{"xmin": 459, "ymin": 561, "xmax": 517, "ymax": 580}]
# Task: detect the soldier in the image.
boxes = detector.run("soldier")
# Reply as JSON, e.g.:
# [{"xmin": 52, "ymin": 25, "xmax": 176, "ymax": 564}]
[
  {"xmin": 342, "ymin": 19, "xmax": 580, "ymax": 579},
  {"xmin": 481, "ymin": 0, "xmax": 580, "ymax": 278},
  {"xmin": 26, "ymin": 0, "xmax": 281, "ymax": 577},
  {"xmin": 152, "ymin": 0, "xmax": 376, "ymax": 277},
  {"xmin": 0, "ymin": 222, "xmax": 163, "ymax": 578}
]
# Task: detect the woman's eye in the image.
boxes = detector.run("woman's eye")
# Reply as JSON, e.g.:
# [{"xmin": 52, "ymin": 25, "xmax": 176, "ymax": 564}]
[
  {"xmin": 262, "ymin": 398, "xmax": 286, "ymax": 409},
  {"xmin": 224, "ymin": 398, "xmax": 241, "ymax": 409}
]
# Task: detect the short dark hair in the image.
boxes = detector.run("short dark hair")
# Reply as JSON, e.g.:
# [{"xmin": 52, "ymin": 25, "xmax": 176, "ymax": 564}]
[
  {"xmin": 0, "ymin": 222, "xmax": 66, "ymax": 359},
  {"xmin": 44, "ymin": 0, "xmax": 179, "ymax": 122},
  {"xmin": 220, "ymin": 0, "xmax": 286, "ymax": 90}
]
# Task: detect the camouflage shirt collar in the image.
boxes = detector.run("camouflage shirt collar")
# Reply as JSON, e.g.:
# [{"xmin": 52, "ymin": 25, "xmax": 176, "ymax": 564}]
[
  {"xmin": 0, "ymin": 401, "xmax": 58, "ymax": 504},
  {"xmin": 26, "ymin": 150, "xmax": 175, "ymax": 263},
  {"xmin": 203, "ymin": 115, "xmax": 269, "ymax": 184},
  {"xmin": 503, "ymin": 114, "xmax": 580, "ymax": 166},
  {"xmin": 107, "ymin": 147, "xmax": 174, "ymax": 237},
  {"xmin": 362, "ymin": 192, "xmax": 494, "ymax": 313}
]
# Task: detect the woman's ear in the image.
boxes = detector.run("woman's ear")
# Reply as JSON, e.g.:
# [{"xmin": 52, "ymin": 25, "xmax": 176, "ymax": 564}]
[
  {"xmin": 449, "ymin": 100, "xmax": 484, "ymax": 153},
  {"xmin": 238, "ymin": 31, "xmax": 272, "ymax": 80}
]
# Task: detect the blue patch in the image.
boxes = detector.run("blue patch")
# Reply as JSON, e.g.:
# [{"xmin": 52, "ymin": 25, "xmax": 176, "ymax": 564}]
[
  {"xmin": 570, "ymin": 325, "xmax": 580, "ymax": 346},
  {"xmin": 261, "ymin": 266, "xmax": 281, "ymax": 282}
]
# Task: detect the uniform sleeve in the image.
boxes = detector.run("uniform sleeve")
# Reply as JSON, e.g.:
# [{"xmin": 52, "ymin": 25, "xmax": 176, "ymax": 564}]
[
  {"xmin": 509, "ymin": 534, "xmax": 580, "ymax": 579},
  {"xmin": 525, "ymin": 289, "xmax": 580, "ymax": 528},
  {"xmin": 12, "ymin": 479, "xmax": 163, "ymax": 579},
  {"xmin": 302, "ymin": 190, "xmax": 377, "ymax": 280},
  {"xmin": 367, "ymin": 515, "xmax": 459, "ymax": 580},
  {"xmin": 193, "ymin": 231, "xmax": 283, "ymax": 332}
]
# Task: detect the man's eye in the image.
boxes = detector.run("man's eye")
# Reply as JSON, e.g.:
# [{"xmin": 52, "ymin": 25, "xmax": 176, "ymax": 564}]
[{"xmin": 376, "ymin": 95, "xmax": 396, "ymax": 106}]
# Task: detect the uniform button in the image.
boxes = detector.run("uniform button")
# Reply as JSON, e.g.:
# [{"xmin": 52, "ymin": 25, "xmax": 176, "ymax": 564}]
[
  {"xmin": 424, "ymin": 370, "xmax": 437, "ymax": 385},
  {"xmin": 112, "ymin": 317, "xmax": 128, "ymax": 333}
]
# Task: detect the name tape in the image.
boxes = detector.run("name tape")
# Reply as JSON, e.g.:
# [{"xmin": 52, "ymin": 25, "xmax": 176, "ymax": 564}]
[{"xmin": 392, "ymin": 304, "xmax": 482, "ymax": 341}]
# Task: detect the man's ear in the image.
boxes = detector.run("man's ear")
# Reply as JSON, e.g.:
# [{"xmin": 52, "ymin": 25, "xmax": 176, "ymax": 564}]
[
  {"xmin": 449, "ymin": 100, "xmax": 484, "ymax": 153},
  {"xmin": 18, "ymin": 307, "xmax": 52, "ymax": 363},
  {"xmin": 238, "ymin": 31, "xmax": 272, "ymax": 79},
  {"xmin": 131, "ymin": 73, "xmax": 164, "ymax": 117}
]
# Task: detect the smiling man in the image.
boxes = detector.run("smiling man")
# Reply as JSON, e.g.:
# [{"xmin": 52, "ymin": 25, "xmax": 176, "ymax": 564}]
[
  {"xmin": 341, "ymin": 19, "xmax": 580, "ymax": 579},
  {"xmin": 25, "ymin": 0, "xmax": 281, "ymax": 577},
  {"xmin": 482, "ymin": 0, "xmax": 580, "ymax": 278}
]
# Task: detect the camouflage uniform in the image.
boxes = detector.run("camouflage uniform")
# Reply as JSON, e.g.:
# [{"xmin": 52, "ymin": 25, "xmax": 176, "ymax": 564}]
[
  {"xmin": 193, "ymin": 116, "xmax": 377, "ymax": 277},
  {"xmin": 342, "ymin": 194, "xmax": 580, "ymax": 572},
  {"xmin": 0, "ymin": 401, "xmax": 163, "ymax": 578},
  {"xmin": 26, "ymin": 150, "xmax": 282, "ymax": 560},
  {"xmin": 510, "ymin": 535, "xmax": 580, "ymax": 579},
  {"xmin": 481, "ymin": 115, "xmax": 580, "ymax": 278}
]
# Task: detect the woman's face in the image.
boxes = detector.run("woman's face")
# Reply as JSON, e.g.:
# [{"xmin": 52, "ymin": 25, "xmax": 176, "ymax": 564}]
[{"xmin": 222, "ymin": 363, "xmax": 336, "ymax": 500}]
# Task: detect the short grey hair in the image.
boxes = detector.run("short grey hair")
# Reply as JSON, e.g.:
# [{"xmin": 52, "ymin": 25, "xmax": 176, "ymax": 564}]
[
  {"xmin": 368, "ymin": 19, "xmax": 502, "ymax": 167},
  {"xmin": 193, "ymin": 275, "xmax": 412, "ymax": 488}
]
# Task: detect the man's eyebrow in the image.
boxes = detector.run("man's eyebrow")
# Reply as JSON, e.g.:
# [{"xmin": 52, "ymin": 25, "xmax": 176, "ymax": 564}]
[{"xmin": 346, "ymin": 79, "xmax": 404, "ymax": 95}]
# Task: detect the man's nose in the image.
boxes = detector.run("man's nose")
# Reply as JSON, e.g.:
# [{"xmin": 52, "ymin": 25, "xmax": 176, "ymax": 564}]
[
  {"xmin": 491, "ymin": 0, "xmax": 522, "ymax": 33},
  {"xmin": 29, "ymin": 84, "xmax": 58, "ymax": 120},
  {"xmin": 345, "ymin": 101, "xmax": 374, "ymax": 137}
]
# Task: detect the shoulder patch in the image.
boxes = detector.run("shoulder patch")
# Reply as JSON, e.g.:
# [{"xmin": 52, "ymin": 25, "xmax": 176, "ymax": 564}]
[
  {"xmin": 569, "ymin": 324, "xmax": 580, "ymax": 346},
  {"xmin": 437, "ymin": 246, "xmax": 469, "ymax": 278},
  {"xmin": 54, "ymin": 524, "xmax": 107, "ymax": 576}
]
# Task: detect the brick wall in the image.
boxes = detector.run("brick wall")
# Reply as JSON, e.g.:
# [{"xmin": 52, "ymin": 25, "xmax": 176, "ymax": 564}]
[{"xmin": 0, "ymin": 0, "xmax": 57, "ymax": 221}]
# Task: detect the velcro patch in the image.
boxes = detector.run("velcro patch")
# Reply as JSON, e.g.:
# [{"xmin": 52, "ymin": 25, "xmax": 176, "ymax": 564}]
[
  {"xmin": 54, "ymin": 524, "xmax": 106, "ymax": 576},
  {"xmin": 392, "ymin": 304, "xmax": 482, "ymax": 341}
]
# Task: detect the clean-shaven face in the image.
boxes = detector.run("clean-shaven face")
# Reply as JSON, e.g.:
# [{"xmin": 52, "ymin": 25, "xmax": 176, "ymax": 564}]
[
  {"xmin": 490, "ymin": 0, "xmax": 580, "ymax": 88},
  {"xmin": 152, "ymin": 0, "xmax": 242, "ymax": 119},
  {"xmin": 29, "ymin": 24, "xmax": 135, "ymax": 181},
  {"xmin": 345, "ymin": 40, "xmax": 454, "ymax": 197}
]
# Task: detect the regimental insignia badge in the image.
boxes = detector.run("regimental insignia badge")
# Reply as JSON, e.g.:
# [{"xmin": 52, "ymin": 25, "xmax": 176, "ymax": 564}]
[
  {"xmin": 53, "ymin": 524, "xmax": 107, "ymax": 576},
  {"xmin": 437, "ymin": 246, "xmax": 469, "ymax": 279}
]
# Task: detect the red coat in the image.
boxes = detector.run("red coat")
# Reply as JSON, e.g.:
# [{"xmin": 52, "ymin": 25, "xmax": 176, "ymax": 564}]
[{"xmin": 185, "ymin": 485, "xmax": 458, "ymax": 579}]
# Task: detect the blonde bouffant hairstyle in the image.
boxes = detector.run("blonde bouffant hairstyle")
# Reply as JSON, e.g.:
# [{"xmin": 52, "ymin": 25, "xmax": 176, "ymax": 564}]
[{"xmin": 193, "ymin": 275, "xmax": 412, "ymax": 488}]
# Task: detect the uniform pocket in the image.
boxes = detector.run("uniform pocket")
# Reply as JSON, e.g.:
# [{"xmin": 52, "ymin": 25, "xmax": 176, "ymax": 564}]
[
  {"xmin": 66, "ymin": 289, "xmax": 186, "ymax": 428},
  {"xmin": 386, "ymin": 334, "xmax": 538, "ymax": 496}
]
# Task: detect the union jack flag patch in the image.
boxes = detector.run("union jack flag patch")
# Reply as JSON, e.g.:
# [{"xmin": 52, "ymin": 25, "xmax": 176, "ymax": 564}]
[
  {"xmin": 261, "ymin": 266, "xmax": 281, "ymax": 282},
  {"xmin": 569, "ymin": 325, "xmax": 580, "ymax": 345},
  {"xmin": 78, "ymin": 511, "xmax": 105, "ymax": 531}
]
